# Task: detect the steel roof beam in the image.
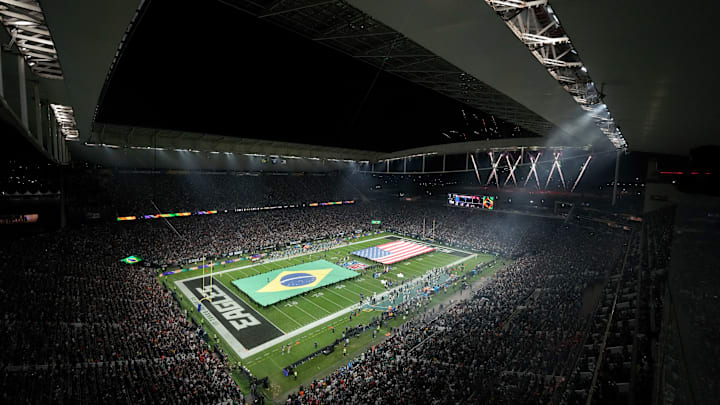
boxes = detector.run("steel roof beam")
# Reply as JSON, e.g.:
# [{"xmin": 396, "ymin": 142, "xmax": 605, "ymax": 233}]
[
  {"xmin": 484, "ymin": 0, "xmax": 627, "ymax": 149},
  {"xmin": 221, "ymin": 0, "xmax": 559, "ymax": 139}
]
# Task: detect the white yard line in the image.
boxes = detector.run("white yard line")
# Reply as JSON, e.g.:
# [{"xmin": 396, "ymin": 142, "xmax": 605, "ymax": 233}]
[
  {"xmin": 288, "ymin": 301, "xmax": 319, "ymax": 321},
  {"xmin": 318, "ymin": 294, "xmax": 343, "ymax": 311},
  {"xmin": 321, "ymin": 286, "xmax": 356, "ymax": 305},
  {"xmin": 272, "ymin": 305, "xmax": 304, "ymax": 328},
  {"xmin": 299, "ymin": 296, "xmax": 332, "ymax": 314},
  {"xmin": 339, "ymin": 283, "xmax": 371, "ymax": 299},
  {"xmin": 345, "ymin": 282, "xmax": 375, "ymax": 296}
]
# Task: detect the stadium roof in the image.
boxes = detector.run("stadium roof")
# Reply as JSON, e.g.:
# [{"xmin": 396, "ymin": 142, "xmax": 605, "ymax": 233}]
[
  {"xmin": 346, "ymin": 0, "xmax": 720, "ymax": 155},
  {"xmin": 38, "ymin": 0, "xmax": 720, "ymax": 161},
  {"xmin": 215, "ymin": 0, "xmax": 556, "ymax": 138},
  {"xmin": 85, "ymin": 122, "xmax": 579, "ymax": 163},
  {"xmin": 93, "ymin": 0, "xmax": 546, "ymax": 154}
]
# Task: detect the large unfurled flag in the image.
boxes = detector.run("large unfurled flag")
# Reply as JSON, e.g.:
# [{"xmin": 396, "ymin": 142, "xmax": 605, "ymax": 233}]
[
  {"xmin": 232, "ymin": 260, "xmax": 359, "ymax": 306},
  {"xmin": 352, "ymin": 240, "xmax": 434, "ymax": 264},
  {"xmin": 256, "ymin": 269, "xmax": 333, "ymax": 293}
]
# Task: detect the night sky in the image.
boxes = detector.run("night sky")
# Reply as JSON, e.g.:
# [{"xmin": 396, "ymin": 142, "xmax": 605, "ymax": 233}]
[{"xmin": 96, "ymin": 0, "xmax": 535, "ymax": 153}]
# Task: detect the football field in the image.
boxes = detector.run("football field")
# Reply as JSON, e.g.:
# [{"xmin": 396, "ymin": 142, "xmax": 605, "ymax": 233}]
[
  {"xmin": 160, "ymin": 232, "xmax": 504, "ymax": 398},
  {"xmin": 214, "ymin": 236, "xmax": 463, "ymax": 333}
]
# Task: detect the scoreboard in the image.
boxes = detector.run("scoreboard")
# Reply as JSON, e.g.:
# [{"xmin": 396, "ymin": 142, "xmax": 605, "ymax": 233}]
[{"xmin": 448, "ymin": 193, "xmax": 494, "ymax": 210}]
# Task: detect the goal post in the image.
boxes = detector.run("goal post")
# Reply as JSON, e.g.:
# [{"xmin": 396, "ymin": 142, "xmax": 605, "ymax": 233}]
[{"xmin": 200, "ymin": 256, "xmax": 214, "ymax": 303}]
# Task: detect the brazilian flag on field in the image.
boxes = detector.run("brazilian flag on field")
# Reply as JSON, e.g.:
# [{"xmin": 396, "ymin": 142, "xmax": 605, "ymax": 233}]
[{"xmin": 232, "ymin": 260, "xmax": 359, "ymax": 306}]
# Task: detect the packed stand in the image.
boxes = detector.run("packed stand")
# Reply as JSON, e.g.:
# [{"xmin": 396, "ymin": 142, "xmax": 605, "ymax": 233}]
[
  {"xmin": 287, "ymin": 223, "xmax": 629, "ymax": 404},
  {"xmin": 0, "ymin": 229, "xmax": 244, "ymax": 404},
  {"xmin": 108, "ymin": 203, "xmax": 564, "ymax": 267}
]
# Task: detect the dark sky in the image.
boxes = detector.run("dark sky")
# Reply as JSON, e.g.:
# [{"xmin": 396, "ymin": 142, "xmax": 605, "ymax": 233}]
[{"xmin": 96, "ymin": 0, "xmax": 535, "ymax": 153}]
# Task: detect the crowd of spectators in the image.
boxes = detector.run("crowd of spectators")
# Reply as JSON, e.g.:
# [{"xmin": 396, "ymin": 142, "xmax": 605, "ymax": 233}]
[
  {"xmin": 108, "ymin": 202, "xmax": 560, "ymax": 267},
  {"xmin": 0, "ymin": 229, "xmax": 244, "ymax": 404},
  {"xmin": 287, "ymin": 223, "xmax": 629, "ymax": 404},
  {"xmin": 2, "ymin": 173, "xmax": 639, "ymax": 403}
]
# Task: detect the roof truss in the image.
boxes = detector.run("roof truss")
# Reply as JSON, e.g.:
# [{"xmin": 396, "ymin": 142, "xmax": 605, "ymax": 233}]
[
  {"xmin": 0, "ymin": 0, "xmax": 62, "ymax": 79},
  {"xmin": 219, "ymin": 0, "xmax": 558, "ymax": 138}
]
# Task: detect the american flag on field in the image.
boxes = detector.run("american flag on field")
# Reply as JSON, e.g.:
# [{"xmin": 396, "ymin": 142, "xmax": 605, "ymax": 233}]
[{"xmin": 352, "ymin": 240, "xmax": 434, "ymax": 265}]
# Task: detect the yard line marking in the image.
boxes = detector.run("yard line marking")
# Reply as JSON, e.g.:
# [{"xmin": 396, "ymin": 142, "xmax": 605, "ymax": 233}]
[
  {"xmin": 318, "ymin": 294, "xmax": 343, "ymax": 310},
  {"xmin": 299, "ymin": 295, "xmax": 331, "ymax": 314},
  {"xmin": 292, "ymin": 302, "xmax": 319, "ymax": 321},
  {"xmin": 272, "ymin": 305, "xmax": 303, "ymax": 328},
  {"xmin": 321, "ymin": 286, "xmax": 355, "ymax": 305},
  {"xmin": 342, "ymin": 283, "xmax": 373, "ymax": 298},
  {"xmin": 346, "ymin": 281, "xmax": 375, "ymax": 295}
]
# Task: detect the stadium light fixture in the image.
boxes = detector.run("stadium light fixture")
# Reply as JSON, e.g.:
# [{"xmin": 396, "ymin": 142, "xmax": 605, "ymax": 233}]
[
  {"xmin": 50, "ymin": 104, "xmax": 79, "ymax": 140},
  {"xmin": 571, "ymin": 155, "xmax": 592, "ymax": 192},
  {"xmin": 486, "ymin": 151, "xmax": 502, "ymax": 187},
  {"xmin": 0, "ymin": 0, "xmax": 63, "ymax": 79},
  {"xmin": 545, "ymin": 151, "xmax": 566, "ymax": 189},
  {"xmin": 524, "ymin": 152, "xmax": 542, "ymax": 188},
  {"xmin": 503, "ymin": 153, "xmax": 521, "ymax": 186},
  {"xmin": 484, "ymin": 0, "xmax": 627, "ymax": 150},
  {"xmin": 129, "ymin": 146, "xmax": 165, "ymax": 151},
  {"xmin": 469, "ymin": 153, "xmax": 483, "ymax": 184}
]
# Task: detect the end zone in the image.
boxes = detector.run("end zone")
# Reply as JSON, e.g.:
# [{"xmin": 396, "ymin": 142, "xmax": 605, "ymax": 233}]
[{"xmin": 177, "ymin": 278, "xmax": 283, "ymax": 356}]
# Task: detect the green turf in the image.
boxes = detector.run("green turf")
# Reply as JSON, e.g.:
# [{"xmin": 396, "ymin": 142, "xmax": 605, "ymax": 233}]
[
  {"xmin": 212, "ymin": 237, "xmax": 467, "ymax": 332},
  {"xmin": 159, "ymin": 232, "xmax": 506, "ymax": 401},
  {"xmin": 248, "ymin": 257, "xmax": 514, "ymax": 400}
]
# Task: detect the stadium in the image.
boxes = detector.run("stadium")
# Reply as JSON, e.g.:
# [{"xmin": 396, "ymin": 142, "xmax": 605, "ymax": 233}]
[{"xmin": 1, "ymin": 1, "xmax": 718, "ymax": 404}]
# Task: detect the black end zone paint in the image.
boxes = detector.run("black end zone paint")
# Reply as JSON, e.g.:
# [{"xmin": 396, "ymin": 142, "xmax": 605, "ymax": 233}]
[{"xmin": 183, "ymin": 278, "xmax": 284, "ymax": 349}]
